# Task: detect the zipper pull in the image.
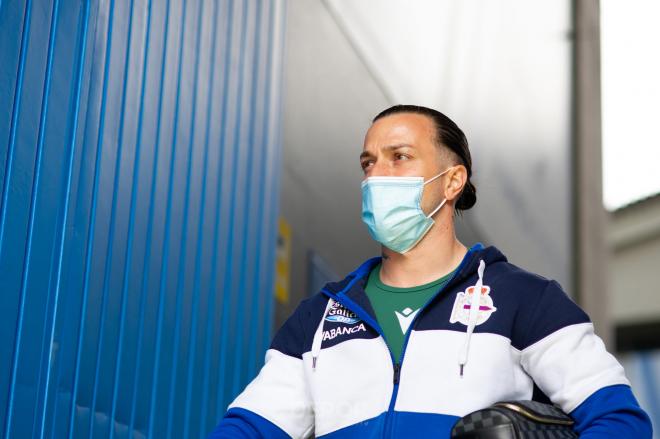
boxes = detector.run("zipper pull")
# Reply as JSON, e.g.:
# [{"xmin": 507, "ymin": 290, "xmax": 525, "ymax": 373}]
[{"xmin": 393, "ymin": 363, "xmax": 401, "ymax": 385}]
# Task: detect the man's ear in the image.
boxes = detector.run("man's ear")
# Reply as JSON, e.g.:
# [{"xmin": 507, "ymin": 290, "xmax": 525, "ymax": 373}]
[{"xmin": 446, "ymin": 165, "xmax": 468, "ymax": 201}]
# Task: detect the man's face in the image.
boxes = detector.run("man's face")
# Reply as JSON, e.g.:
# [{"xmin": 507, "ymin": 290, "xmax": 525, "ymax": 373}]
[{"xmin": 360, "ymin": 113, "xmax": 449, "ymax": 215}]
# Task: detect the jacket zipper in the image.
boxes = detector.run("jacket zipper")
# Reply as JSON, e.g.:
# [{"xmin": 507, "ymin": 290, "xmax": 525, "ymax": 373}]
[{"xmin": 383, "ymin": 247, "xmax": 477, "ymax": 437}]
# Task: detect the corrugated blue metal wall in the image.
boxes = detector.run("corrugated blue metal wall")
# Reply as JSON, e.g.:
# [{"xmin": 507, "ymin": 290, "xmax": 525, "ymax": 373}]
[{"xmin": 0, "ymin": 0, "xmax": 285, "ymax": 437}]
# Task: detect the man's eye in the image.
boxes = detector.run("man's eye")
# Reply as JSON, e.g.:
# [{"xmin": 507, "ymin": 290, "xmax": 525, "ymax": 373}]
[
  {"xmin": 395, "ymin": 153, "xmax": 409, "ymax": 161},
  {"xmin": 361, "ymin": 160, "xmax": 374, "ymax": 170}
]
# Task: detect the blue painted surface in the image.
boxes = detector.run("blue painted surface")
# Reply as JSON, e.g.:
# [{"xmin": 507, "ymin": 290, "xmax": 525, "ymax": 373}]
[
  {"xmin": 638, "ymin": 352, "xmax": 660, "ymax": 438},
  {"xmin": 0, "ymin": 0, "xmax": 285, "ymax": 437}
]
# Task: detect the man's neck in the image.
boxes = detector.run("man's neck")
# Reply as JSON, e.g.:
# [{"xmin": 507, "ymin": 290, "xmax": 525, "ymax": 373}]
[{"xmin": 379, "ymin": 213, "xmax": 467, "ymax": 288}]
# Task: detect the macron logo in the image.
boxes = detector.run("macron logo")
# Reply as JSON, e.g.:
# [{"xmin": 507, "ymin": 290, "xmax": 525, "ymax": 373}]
[{"xmin": 395, "ymin": 307, "xmax": 419, "ymax": 334}]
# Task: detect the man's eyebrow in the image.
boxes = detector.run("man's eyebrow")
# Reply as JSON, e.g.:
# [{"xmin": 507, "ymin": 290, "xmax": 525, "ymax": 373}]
[
  {"xmin": 383, "ymin": 143, "xmax": 413, "ymax": 152},
  {"xmin": 359, "ymin": 144, "xmax": 414, "ymax": 160},
  {"xmin": 359, "ymin": 151, "xmax": 372, "ymax": 160}
]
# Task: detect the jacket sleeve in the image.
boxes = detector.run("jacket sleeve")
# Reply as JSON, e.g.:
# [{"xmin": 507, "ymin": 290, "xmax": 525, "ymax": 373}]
[
  {"xmin": 208, "ymin": 300, "xmax": 315, "ymax": 439},
  {"xmin": 516, "ymin": 280, "xmax": 652, "ymax": 438},
  {"xmin": 570, "ymin": 384, "xmax": 652, "ymax": 438}
]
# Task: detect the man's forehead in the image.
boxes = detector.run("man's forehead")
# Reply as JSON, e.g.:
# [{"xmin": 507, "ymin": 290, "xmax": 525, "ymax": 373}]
[{"xmin": 363, "ymin": 113, "xmax": 435, "ymax": 150}]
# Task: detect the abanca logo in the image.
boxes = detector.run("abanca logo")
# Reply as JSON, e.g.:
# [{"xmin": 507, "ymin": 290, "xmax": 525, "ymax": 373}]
[
  {"xmin": 325, "ymin": 301, "xmax": 361, "ymax": 324},
  {"xmin": 322, "ymin": 323, "xmax": 367, "ymax": 341}
]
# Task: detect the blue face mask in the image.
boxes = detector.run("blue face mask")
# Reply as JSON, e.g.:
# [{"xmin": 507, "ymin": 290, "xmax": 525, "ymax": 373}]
[{"xmin": 361, "ymin": 168, "xmax": 451, "ymax": 254}]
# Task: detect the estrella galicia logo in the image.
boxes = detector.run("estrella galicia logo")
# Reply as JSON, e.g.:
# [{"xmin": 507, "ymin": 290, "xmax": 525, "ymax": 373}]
[{"xmin": 325, "ymin": 301, "xmax": 360, "ymax": 324}]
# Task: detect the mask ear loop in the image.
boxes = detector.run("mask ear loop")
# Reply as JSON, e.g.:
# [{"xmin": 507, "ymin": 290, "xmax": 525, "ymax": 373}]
[
  {"xmin": 427, "ymin": 198, "xmax": 447, "ymax": 219},
  {"xmin": 423, "ymin": 166, "xmax": 453, "ymax": 185},
  {"xmin": 423, "ymin": 166, "xmax": 452, "ymax": 218}
]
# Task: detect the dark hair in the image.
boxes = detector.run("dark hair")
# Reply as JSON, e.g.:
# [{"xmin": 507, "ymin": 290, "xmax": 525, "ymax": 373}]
[{"xmin": 373, "ymin": 105, "xmax": 477, "ymax": 211}]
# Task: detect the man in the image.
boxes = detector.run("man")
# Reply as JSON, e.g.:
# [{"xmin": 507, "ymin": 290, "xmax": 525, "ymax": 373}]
[{"xmin": 210, "ymin": 105, "xmax": 652, "ymax": 438}]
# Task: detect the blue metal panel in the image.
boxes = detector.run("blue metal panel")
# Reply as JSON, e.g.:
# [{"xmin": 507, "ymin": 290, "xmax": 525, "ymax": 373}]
[{"xmin": 0, "ymin": 0, "xmax": 286, "ymax": 437}]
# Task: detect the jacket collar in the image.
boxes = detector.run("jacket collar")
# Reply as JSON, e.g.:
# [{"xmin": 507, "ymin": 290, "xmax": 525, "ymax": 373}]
[{"xmin": 321, "ymin": 243, "xmax": 508, "ymax": 321}]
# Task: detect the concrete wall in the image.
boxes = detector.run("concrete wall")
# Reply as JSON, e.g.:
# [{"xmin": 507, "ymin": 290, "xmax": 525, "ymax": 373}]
[{"xmin": 609, "ymin": 195, "xmax": 660, "ymax": 323}]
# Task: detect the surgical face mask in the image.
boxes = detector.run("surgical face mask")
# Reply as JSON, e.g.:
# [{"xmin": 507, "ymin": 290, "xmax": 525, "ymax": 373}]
[{"xmin": 361, "ymin": 168, "xmax": 451, "ymax": 254}]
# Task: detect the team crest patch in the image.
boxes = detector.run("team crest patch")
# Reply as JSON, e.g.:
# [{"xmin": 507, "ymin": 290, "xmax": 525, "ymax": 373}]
[
  {"xmin": 325, "ymin": 301, "xmax": 361, "ymax": 324},
  {"xmin": 449, "ymin": 284, "xmax": 497, "ymax": 326}
]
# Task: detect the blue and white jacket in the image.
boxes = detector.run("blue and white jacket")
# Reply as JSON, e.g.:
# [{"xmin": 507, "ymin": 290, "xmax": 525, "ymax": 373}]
[{"xmin": 210, "ymin": 244, "xmax": 652, "ymax": 438}]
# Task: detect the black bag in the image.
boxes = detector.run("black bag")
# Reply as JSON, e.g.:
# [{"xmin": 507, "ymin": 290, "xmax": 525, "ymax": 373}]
[{"xmin": 450, "ymin": 400, "xmax": 578, "ymax": 439}]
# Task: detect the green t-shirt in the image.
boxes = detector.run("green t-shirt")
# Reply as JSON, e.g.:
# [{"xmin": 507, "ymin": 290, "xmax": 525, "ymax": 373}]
[{"xmin": 365, "ymin": 263, "xmax": 456, "ymax": 362}]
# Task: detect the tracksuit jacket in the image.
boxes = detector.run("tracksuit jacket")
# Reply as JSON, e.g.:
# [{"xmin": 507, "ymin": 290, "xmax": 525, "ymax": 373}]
[{"xmin": 210, "ymin": 243, "xmax": 652, "ymax": 438}]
